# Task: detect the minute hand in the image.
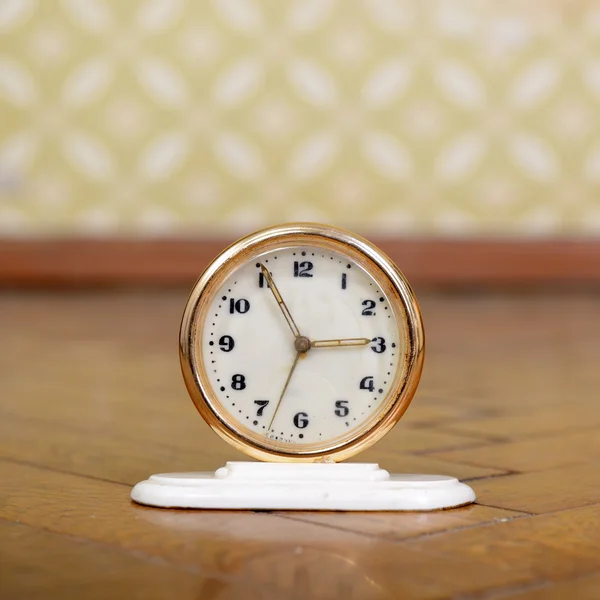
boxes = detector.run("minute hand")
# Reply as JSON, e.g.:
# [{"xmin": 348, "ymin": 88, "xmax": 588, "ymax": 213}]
[{"xmin": 311, "ymin": 338, "xmax": 372, "ymax": 348}]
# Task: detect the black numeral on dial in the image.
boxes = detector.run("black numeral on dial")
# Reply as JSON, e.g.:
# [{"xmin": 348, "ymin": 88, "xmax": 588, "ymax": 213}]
[
  {"xmin": 218, "ymin": 335, "xmax": 235, "ymax": 352},
  {"xmin": 258, "ymin": 272, "xmax": 271, "ymax": 288},
  {"xmin": 362, "ymin": 300, "xmax": 376, "ymax": 316},
  {"xmin": 293, "ymin": 412, "xmax": 309, "ymax": 428},
  {"xmin": 231, "ymin": 374, "xmax": 246, "ymax": 390},
  {"xmin": 254, "ymin": 400, "xmax": 269, "ymax": 416},
  {"xmin": 359, "ymin": 376, "xmax": 375, "ymax": 392},
  {"xmin": 293, "ymin": 261, "xmax": 313, "ymax": 278},
  {"xmin": 341, "ymin": 273, "xmax": 347, "ymax": 289},
  {"xmin": 229, "ymin": 298, "xmax": 250, "ymax": 314},
  {"xmin": 334, "ymin": 400, "xmax": 349, "ymax": 417},
  {"xmin": 371, "ymin": 337, "xmax": 386, "ymax": 353}
]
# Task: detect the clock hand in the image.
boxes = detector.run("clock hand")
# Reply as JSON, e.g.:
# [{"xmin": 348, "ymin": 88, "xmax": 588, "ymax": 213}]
[
  {"xmin": 311, "ymin": 337, "xmax": 372, "ymax": 348},
  {"xmin": 267, "ymin": 350, "xmax": 302, "ymax": 432},
  {"xmin": 259, "ymin": 263, "xmax": 301, "ymax": 338}
]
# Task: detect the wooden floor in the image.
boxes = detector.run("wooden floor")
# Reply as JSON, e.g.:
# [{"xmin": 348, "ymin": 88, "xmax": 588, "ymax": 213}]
[{"xmin": 1, "ymin": 290, "xmax": 600, "ymax": 600}]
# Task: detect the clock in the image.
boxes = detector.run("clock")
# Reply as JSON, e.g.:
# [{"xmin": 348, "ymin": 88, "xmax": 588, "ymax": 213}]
[{"xmin": 179, "ymin": 223, "xmax": 424, "ymax": 463}]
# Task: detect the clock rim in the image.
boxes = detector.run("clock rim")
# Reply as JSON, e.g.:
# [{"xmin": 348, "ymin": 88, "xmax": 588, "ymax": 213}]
[{"xmin": 179, "ymin": 222, "xmax": 425, "ymax": 463}]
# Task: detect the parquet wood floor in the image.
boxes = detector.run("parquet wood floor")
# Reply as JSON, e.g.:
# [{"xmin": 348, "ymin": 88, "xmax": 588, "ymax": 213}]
[{"xmin": 1, "ymin": 290, "xmax": 599, "ymax": 599}]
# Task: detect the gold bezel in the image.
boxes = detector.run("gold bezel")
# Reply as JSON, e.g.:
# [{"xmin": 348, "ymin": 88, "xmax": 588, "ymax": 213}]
[{"xmin": 179, "ymin": 223, "xmax": 425, "ymax": 462}]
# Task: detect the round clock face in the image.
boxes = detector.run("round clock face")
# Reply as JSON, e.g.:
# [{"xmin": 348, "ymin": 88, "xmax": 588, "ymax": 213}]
[{"xmin": 180, "ymin": 224, "xmax": 424, "ymax": 462}]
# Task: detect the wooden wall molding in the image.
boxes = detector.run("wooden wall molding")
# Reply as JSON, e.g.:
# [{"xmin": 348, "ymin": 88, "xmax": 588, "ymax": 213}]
[{"xmin": 0, "ymin": 238, "xmax": 599, "ymax": 288}]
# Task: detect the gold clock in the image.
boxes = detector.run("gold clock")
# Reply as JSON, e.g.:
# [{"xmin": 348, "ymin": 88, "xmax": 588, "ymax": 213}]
[{"xmin": 179, "ymin": 223, "xmax": 424, "ymax": 462}]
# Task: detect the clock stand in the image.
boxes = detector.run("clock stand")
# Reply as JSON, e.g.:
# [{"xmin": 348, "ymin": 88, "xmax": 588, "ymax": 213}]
[{"xmin": 131, "ymin": 461, "xmax": 476, "ymax": 510}]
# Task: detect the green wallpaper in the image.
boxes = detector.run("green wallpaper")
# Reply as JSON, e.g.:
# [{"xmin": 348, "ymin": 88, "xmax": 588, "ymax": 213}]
[{"xmin": 1, "ymin": 0, "xmax": 600, "ymax": 237}]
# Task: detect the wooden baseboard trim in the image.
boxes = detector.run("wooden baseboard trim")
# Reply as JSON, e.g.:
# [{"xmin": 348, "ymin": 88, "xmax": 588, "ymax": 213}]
[{"xmin": 1, "ymin": 238, "xmax": 599, "ymax": 288}]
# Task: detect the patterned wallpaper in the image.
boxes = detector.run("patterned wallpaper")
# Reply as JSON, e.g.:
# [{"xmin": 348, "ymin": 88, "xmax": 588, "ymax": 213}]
[{"xmin": 1, "ymin": 0, "xmax": 600, "ymax": 238}]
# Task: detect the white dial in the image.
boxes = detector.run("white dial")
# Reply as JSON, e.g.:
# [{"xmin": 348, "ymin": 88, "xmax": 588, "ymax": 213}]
[{"xmin": 200, "ymin": 246, "xmax": 403, "ymax": 447}]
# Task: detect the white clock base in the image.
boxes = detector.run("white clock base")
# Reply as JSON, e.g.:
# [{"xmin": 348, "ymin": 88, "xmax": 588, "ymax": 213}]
[{"xmin": 131, "ymin": 462, "xmax": 476, "ymax": 511}]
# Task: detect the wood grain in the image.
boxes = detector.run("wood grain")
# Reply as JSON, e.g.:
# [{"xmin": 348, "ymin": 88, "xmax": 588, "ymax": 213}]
[
  {"xmin": 2, "ymin": 237, "xmax": 600, "ymax": 287},
  {"xmin": 0, "ymin": 520, "xmax": 207, "ymax": 600},
  {"xmin": 470, "ymin": 463, "xmax": 600, "ymax": 514},
  {"xmin": 503, "ymin": 572, "xmax": 600, "ymax": 600},
  {"xmin": 438, "ymin": 404, "xmax": 600, "ymax": 441},
  {"xmin": 405, "ymin": 504, "xmax": 600, "ymax": 589},
  {"xmin": 277, "ymin": 504, "xmax": 526, "ymax": 541},
  {"xmin": 429, "ymin": 429, "xmax": 600, "ymax": 473},
  {"xmin": 2, "ymin": 290, "xmax": 600, "ymax": 599}
]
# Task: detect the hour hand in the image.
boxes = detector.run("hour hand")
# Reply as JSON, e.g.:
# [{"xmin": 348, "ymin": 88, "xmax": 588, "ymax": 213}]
[
  {"xmin": 259, "ymin": 264, "xmax": 301, "ymax": 338},
  {"xmin": 311, "ymin": 337, "xmax": 372, "ymax": 349}
]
